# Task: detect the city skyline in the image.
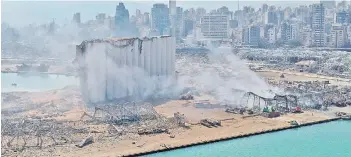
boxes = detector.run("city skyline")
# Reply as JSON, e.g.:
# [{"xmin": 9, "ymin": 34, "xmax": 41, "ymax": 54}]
[
  {"xmin": 2, "ymin": 1, "xmax": 327, "ymax": 26},
  {"xmin": 3, "ymin": 0, "xmax": 351, "ymax": 48}
]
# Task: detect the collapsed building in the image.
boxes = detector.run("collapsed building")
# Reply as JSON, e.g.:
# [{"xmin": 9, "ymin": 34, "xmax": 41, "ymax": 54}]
[{"xmin": 75, "ymin": 36, "xmax": 176, "ymax": 103}]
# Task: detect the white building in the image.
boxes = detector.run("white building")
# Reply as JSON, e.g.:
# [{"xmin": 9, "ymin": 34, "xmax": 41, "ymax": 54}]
[
  {"xmin": 331, "ymin": 24, "xmax": 346, "ymax": 48},
  {"xmin": 76, "ymin": 36, "xmax": 176, "ymax": 103},
  {"xmin": 200, "ymin": 13, "xmax": 229, "ymax": 40}
]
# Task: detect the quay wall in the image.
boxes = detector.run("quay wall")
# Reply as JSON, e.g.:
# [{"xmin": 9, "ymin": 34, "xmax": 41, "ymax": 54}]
[{"xmin": 122, "ymin": 117, "xmax": 341, "ymax": 157}]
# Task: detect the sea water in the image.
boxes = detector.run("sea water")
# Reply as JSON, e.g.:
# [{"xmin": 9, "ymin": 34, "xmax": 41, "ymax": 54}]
[
  {"xmin": 1, "ymin": 72, "xmax": 78, "ymax": 92},
  {"xmin": 145, "ymin": 121, "xmax": 351, "ymax": 157}
]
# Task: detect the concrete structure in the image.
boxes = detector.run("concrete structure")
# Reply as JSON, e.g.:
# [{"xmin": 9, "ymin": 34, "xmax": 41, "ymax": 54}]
[
  {"xmin": 311, "ymin": 3, "xmax": 325, "ymax": 47},
  {"xmin": 331, "ymin": 24, "xmax": 346, "ymax": 48},
  {"xmin": 151, "ymin": 3, "xmax": 170, "ymax": 35},
  {"xmin": 76, "ymin": 36, "xmax": 176, "ymax": 103},
  {"xmin": 200, "ymin": 13, "xmax": 229, "ymax": 40}
]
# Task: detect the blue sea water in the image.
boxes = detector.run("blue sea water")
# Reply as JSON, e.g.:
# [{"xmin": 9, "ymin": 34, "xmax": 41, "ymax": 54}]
[
  {"xmin": 145, "ymin": 121, "xmax": 351, "ymax": 157},
  {"xmin": 1, "ymin": 72, "xmax": 78, "ymax": 92}
]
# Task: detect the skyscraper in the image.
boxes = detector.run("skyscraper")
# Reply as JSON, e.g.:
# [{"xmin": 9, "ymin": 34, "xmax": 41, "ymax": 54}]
[
  {"xmin": 265, "ymin": 11, "xmax": 278, "ymax": 25},
  {"xmin": 311, "ymin": 3, "xmax": 325, "ymax": 47},
  {"xmin": 115, "ymin": 2, "xmax": 130, "ymax": 30},
  {"xmin": 169, "ymin": 0, "xmax": 176, "ymax": 37},
  {"xmin": 151, "ymin": 3, "xmax": 170, "ymax": 35},
  {"xmin": 175, "ymin": 7, "xmax": 184, "ymax": 42},
  {"xmin": 320, "ymin": 0, "xmax": 335, "ymax": 9},
  {"xmin": 336, "ymin": 11, "xmax": 349, "ymax": 24},
  {"xmin": 72, "ymin": 13, "xmax": 81, "ymax": 24},
  {"xmin": 143, "ymin": 12, "xmax": 150, "ymax": 26},
  {"xmin": 331, "ymin": 24, "xmax": 346, "ymax": 48},
  {"xmin": 196, "ymin": 8, "xmax": 206, "ymax": 22},
  {"xmin": 242, "ymin": 25, "xmax": 260, "ymax": 46}
]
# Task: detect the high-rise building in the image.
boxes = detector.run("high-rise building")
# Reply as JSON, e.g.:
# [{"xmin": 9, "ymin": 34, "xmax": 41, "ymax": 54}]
[
  {"xmin": 262, "ymin": 4, "xmax": 269, "ymax": 13},
  {"xmin": 175, "ymin": 7, "xmax": 184, "ymax": 42},
  {"xmin": 331, "ymin": 24, "xmax": 346, "ymax": 47},
  {"xmin": 336, "ymin": 11, "xmax": 349, "ymax": 24},
  {"xmin": 267, "ymin": 27, "xmax": 276, "ymax": 44},
  {"xmin": 169, "ymin": 0, "xmax": 176, "ymax": 37},
  {"xmin": 300, "ymin": 26, "xmax": 312, "ymax": 46},
  {"xmin": 183, "ymin": 19, "xmax": 194, "ymax": 37},
  {"xmin": 263, "ymin": 24, "xmax": 275, "ymax": 39},
  {"xmin": 143, "ymin": 12, "xmax": 150, "ymax": 26},
  {"xmin": 320, "ymin": 0, "xmax": 335, "ymax": 9},
  {"xmin": 295, "ymin": 6, "xmax": 310, "ymax": 24},
  {"xmin": 229, "ymin": 20, "xmax": 238, "ymax": 28},
  {"xmin": 151, "ymin": 3, "xmax": 170, "ymax": 35},
  {"xmin": 265, "ymin": 11, "xmax": 278, "ymax": 25},
  {"xmin": 115, "ymin": 3, "xmax": 130, "ymax": 30},
  {"xmin": 72, "ymin": 12, "xmax": 81, "ymax": 24},
  {"xmin": 281, "ymin": 20, "xmax": 300, "ymax": 43},
  {"xmin": 311, "ymin": 3, "xmax": 325, "ymax": 47},
  {"xmin": 96, "ymin": 13, "xmax": 106, "ymax": 24},
  {"xmin": 281, "ymin": 22, "xmax": 291, "ymax": 42},
  {"xmin": 196, "ymin": 8, "xmax": 207, "ymax": 22},
  {"xmin": 242, "ymin": 25, "xmax": 260, "ymax": 46},
  {"xmin": 200, "ymin": 13, "xmax": 229, "ymax": 39}
]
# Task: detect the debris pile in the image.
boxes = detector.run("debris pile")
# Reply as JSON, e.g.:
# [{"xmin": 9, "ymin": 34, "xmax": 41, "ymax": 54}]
[
  {"xmin": 174, "ymin": 112, "xmax": 190, "ymax": 128},
  {"xmin": 225, "ymin": 107, "xmax": 246, "ymax": 114},
  {"xmin": 269, "ymin": 80, "xmax": 351, "ymax": 109},
  {"xmin": 238, "ymin": 48, "xmax": 351, "ymax": 78},
  {"xmin": 200, "ymin": 119, "xmax": 221, "ymax": 128},
  {"xmin": 1, "ymin": 118, "xmax": 88, "ymax": 150},
  {"xmin": 335, "ymin": 112, "xmax": 351, "ymax": 120},
  {"xmin": 179, "ymin": 91, "xmax": 194, "ymax": 100}
]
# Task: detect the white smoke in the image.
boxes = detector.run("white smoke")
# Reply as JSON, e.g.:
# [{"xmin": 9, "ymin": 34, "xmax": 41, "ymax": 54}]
[
  {"xmin": 80, "ymin": 42, "xmax": 274, "ymax": 107},
  {"xmin": 176, "ymin": 47, "xmax": 274, "ymax": 105},
  {"xmin": 80, "ymin": 42, "xmax": 183, "ymax": 104}
]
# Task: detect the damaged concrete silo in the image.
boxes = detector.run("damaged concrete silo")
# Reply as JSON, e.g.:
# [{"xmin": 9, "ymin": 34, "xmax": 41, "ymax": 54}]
[{"xmin": 75, "ymin": 36, "xmax": 176, "ymax": 104}]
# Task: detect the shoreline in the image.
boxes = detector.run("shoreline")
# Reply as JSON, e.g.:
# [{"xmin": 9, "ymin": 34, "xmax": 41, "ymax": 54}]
[
  {"xmin": 122, "ymin": 117, "xmax": 342, "ymax": 157},
  {"xmin": 1, "ymin": 70, "xmax": 77, "ymax": 77}
]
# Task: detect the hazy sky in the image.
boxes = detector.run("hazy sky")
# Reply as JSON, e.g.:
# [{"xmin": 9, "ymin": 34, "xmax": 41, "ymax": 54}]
[{"xmin": 1, "ymin": 0, "xmax": 328, "ymax": 27}]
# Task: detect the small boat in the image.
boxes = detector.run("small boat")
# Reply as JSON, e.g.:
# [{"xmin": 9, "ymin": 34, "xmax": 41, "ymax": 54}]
[{"xmin": 11, "ymin": 83, "xmax": 17, "ymax": 87}]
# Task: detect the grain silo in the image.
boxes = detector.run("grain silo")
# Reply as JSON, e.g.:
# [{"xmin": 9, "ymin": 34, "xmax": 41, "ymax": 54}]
[{"xmin": 75, "ymin": 36, "xmax": 176, "ymax": 103}]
